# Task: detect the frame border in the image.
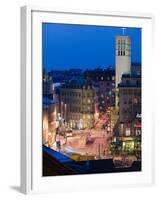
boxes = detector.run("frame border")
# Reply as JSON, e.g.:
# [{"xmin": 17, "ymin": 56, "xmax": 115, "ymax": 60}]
[{"xmin": 20, "ymin": 5, "xmax": 154, "ymax": 194}]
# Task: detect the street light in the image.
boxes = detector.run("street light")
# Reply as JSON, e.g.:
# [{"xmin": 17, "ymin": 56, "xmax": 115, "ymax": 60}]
[
  {"xmin": 61, "ymin": 101, "xmax": 63, "ymax": 118},
  {"xmin": 64, "ymin": 103, "xmax": 67, "ymax": 121}
]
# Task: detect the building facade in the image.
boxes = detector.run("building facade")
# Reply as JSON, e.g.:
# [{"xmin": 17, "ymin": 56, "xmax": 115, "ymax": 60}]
[
  {"xmin": 43, "ymin": 72, "xmax": 59, "ymax": 147},
  {"xmin": 84, "ymin": 68, "xmax": 115, "ymax": 112},
  {"xmin": 60, "ymin": 77, "xmax": 99, "ymax": 129},
  {"xmin": 43, "ymin": 73, "xmax": 54, "ymax": 99},
  {"xmin": 118, "ymin": 74, "xmax": 141, "ymax": 136},
  {"xmin": 42, "ymin": 97, "xmax": 58, "ymax": 147}
]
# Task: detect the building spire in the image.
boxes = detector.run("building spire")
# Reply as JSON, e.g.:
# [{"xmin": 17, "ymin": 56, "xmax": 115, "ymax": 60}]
[{"xmin": 121, "ymin": 27, "xmax": 126, "ymax": 35}]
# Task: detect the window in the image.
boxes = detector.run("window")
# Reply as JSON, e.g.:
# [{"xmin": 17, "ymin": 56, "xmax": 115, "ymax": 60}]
[
  {"xmin": 124, "ymin": 100, "xmax": 127, "ymax": 104},
  {"xmin": 134, "ymin": 98, "xmax": 138, "ymax": 104},
  {"xmin": 112, "ymin": 83, "xmax": 115, "ymax": 86},
  {"xmin": 126, "ymin": 80, "xmax": 130, "ymax": 85},
  {"xmin": 122, "ymin": 109, "xmax": 125, "ymax": 114}
]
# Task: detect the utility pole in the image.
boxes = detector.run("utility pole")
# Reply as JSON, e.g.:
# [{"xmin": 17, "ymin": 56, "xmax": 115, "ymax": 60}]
[{"xmin": 98, "ymin": 143, "xmax": 100, "ymax": 159}]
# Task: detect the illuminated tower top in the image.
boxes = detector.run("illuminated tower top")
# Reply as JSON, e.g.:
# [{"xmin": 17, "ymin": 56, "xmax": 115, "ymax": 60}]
[{"xmin": 116, "ymin": 35, "xmax": 131, "ymax": 58}]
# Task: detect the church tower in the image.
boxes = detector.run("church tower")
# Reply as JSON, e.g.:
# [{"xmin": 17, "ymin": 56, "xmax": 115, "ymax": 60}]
[{"xmin": 115, "ymin": 35, "xmax": 131, "ymax": 108}]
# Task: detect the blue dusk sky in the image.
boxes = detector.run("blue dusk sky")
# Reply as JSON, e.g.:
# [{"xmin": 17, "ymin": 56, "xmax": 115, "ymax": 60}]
[{"xmin": 42, "ymin": 23, "xmax": 141, "ymax": 72}]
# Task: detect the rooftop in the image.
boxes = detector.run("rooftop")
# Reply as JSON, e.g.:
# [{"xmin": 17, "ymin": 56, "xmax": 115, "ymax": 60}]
[
  {"xmin": 122, "ymin": 73, "xmax": 141, "ymax": 78},
  {"xmin": 62, "ymin": 76, "xmax": 99, "ymax": 90}
]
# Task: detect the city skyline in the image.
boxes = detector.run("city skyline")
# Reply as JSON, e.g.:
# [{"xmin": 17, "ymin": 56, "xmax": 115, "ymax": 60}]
[
  {"xmin": 42, "ymin": 23, "xmax": 142, "ymax": 176},
  {"xmin": 43, "ymin": 23, "xmax": 141, "ymax": 72}
]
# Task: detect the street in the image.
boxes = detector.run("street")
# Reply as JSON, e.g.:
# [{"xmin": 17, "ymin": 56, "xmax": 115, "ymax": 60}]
[{"xmin": 60, "ymin": 112, "xmax": 113, "ymax": 160}]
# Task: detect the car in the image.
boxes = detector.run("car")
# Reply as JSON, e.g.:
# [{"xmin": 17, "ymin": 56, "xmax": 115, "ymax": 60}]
[
  {"xmin": 66, "ymin": 132, "xmax": 73, "ymax": 137},
  {"xmin": 66, "ymin": 129, "xmax": 73, "ymax": 133}
]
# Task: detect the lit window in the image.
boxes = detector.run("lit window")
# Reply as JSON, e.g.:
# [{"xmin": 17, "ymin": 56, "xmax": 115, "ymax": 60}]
[
  {"xmin": 52, "ymin": 84, "xmax": 54, "ymax": 91},
  {"xmin": 134, "ymin": 98, "xmax": 138, "ymax": 104}
]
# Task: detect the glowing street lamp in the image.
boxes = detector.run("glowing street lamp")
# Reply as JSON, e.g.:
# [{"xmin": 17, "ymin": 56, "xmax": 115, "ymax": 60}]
[
  {"xmin": 64, "ymin": 103, "xmax": 67, "ymax": 121},
  {"xmin": 61, "ymin": 101, "xmax": 63, "ymax": 118}
]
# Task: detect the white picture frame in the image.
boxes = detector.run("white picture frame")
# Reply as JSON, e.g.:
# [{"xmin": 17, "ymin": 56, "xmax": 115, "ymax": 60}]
[{"xmin": 21, "ymin": 5, "xmax": 154, "ymax": 194}]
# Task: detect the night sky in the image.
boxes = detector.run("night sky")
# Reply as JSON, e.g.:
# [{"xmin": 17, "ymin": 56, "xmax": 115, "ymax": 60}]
[{"xmin": 42, "ymin": 23, "xmax": 141, "ymax": 72}]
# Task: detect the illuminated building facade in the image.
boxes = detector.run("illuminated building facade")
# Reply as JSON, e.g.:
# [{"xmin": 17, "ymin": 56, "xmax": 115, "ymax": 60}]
[
  {"xmin": 111, "ymin": 73, "xmax": 141, "ymax": 159},
  {"xmin": 43, "ymin": 72, "xmax": 59, "ymax": 147},
  {"xmin": 84, "ymin": 68, "xmax": 115, "ymax": 112},
  {"xmin": 60, "ymin": 77, "xmax": 99, "ymax": 129},
  {"xmin": 118, "ymin": 73, "xmax": 141, "ymax": 138},
  {"xmin": 48, "ymin": 69, "xmax": 83, "ymax": 83},
  {"xmin": 42, "ymin": 97, "xmax": 58, "ymax": 147}
]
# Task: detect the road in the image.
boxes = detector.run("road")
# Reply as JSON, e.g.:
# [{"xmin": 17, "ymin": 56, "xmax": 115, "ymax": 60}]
[{"xmin": 61, "ymin": 112, "xmax": 113, "ymax": 160}]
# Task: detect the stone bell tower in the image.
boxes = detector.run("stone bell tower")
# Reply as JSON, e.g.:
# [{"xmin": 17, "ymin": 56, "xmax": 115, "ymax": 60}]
[{"xmin": 115, "ymin": 30, "xmax": 131, "ymax": 109}]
